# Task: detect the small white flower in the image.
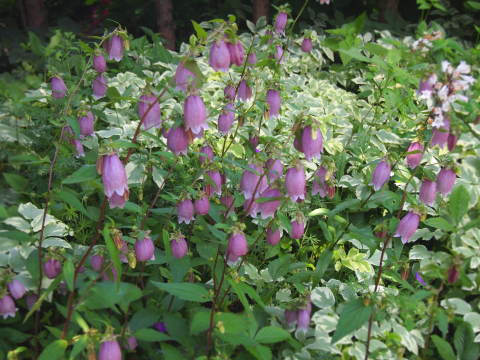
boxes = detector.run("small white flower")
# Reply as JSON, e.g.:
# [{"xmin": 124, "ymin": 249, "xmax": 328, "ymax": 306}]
[
  {"xmin": 412, "ymin": 40, "xmax": 421, "ymax": 50},
  {"xmin": 428, "ymin": 73, "xmax": 438, "ymax": 85},
  {"xmin": 438, "ymin": 85, "xmax": 449, "ymax": 101},
  {"xmin": 456, "ymin": 61, "xmax": 471, "ymax": 74},
  {"xmin": 451, "ymin": 94, "xmax": 469, "ymax": 103},
  {"xmin": 441, "ymin": 100, "xmax": 450, "ymax": 112},
  {"xmin": 432, "ymin": 108, "xmax": 445, "ymax": 128},
  {"xmin": 420, "ymin": 90, "xmax": 432, "ymax": 99},
  {"xmin": 441, "ymin": 60, "xmax": 450, "ymax": 73}
]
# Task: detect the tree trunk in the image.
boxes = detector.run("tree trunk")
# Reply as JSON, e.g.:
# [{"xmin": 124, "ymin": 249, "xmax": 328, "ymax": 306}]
[
  {"xmin": 378, "ymin": 0, "xmax": 399, "ymax": 24},
  {"xmin": 156, "ymin": 0, "xmax": 176, "ymax": 51},
  {"xmin": 24, "ymin": 0, "xmax": 48, "ymax": 28},
  {"xmin": 252, "ymin": 0, "xmax": 269, "ymax": 24}
]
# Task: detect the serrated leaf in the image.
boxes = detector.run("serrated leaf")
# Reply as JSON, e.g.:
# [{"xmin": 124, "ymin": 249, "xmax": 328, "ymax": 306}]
[
  {"xmin": 454, "ymin": 322, "xmax": 475, "ymax": 359},
  {"xmin": 423, "ymin": 217, "xmax": 455, "ymax": 232},
  {"xmin": 255, "ymin": 326, "xmax": 290, "ymax": 343},
  {"xmin": 450, "ymin": 186, "xmax": 470, "ymax": 225},
  {"xmin": 312, "ymin": 248, "xmax": 333, "ymax": 288},
  {"xmin": 431, "ymin": 335, "xmax": 456, "ymax": 360},
  {"xmin": 277, "ymin": 212, "xmax": 292, "ymax": 235},
  {"xmin": 268, "ymin": 257, "xmax": 291, "ymax": 281},
  {"xmin": 151, "ymin": 282, "xmax": 211, "ymax": 302},
  {"xmin": 62, "ymin": 164, "xmax": 98, "ymax": 184},
  {"xmin": 331, "ymin": 298, "xmax": 372, "ymax": 344},
  {"xmin": 37, "ymin": 340, "xmax": 67, "ymax": 360}
]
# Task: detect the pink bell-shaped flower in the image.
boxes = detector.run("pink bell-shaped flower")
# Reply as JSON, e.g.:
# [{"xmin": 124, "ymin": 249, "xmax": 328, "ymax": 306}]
[
  {"xmin": 297, "ymin": 308, "xmax": 310, "ymax": 333},
  {"xmin": 266, "ymin": 157, "xmax": 283, "ymax": 181},
  {"xmin": 290, "ymin": 218, "xmax": 305, "ymax": 239},
  {"xmin": 266, "ymin": 227, "xmax": 280, "ymax": 246},
  {"xmin": 171, "ymin": 233, "xmax": 188, "ymax": 258},
  {"xmin": 406, "ymin": 142, "xmax": 424, "ymax": 169},
  {"xmin": 302, "ymin": 125, "xmax": 323, "ymax": 161},
  {"xmin": 93, "ymin": 74, "xmax": 107, "ymax": 100},
  {"xmin": 256, "ymin": 184, "xmax": 281, "ymax": 219},
  {"xmin": 419, "ymin": 179, "xmax": 438, "ymax": 207},
  {"xmin": 274, "ymin": 11, "xmax": 288, "ymax": 35},
  {"xmin": 246, "ymin": 53, "xmax": 257, "ymax": 68},
  {"xmin": 185, "ymin": 94, "xmax": 208, "ymax": 135},
  {"xmin": 301, "ymin": 38, "xmax": 312, "ymax": 53},
  {"xmin": 44, "ymin": 258, "xmax": 62, "ymax": 279},
  {"xmin": 312, "ymin": 166, "xmax": 333, "ymax": 198},
  {"xmin": 178, "ymin": 198, "xmax": 195, "ymax": 224},
  {"xmin": 243, "ymin": 197, "xmax": 259, "ymax": 218},
  {"xmin": 228, "ymin": 41, "xmax": 245, "ymax": 67},
  {"xmin": 26, "ymin": 293, "xmax": 38, "ymax": 310},
  {"xmin": 109, "ymin": 34, "xmax": 124, "ymax": 62},
  {"xmin": 78, "ymin": 111, "xmax": 95, "ymax": 139},
  {"xmin": 199, "ymin": 144, "xmax": 214, "ymax": 164},
  {"xmin": 167, "ymin": 125, "xmax": 189, "ymax": 156},
  {"xmin": 294, "ymin": 137, "xmax": 304, "ymax": 153},
  {"xmin": 448, "ymin": 265, "xmax": 460, "ymax": 284},
  {"xmin": 237, "ymin": 80, "xmax": 252, "ymax": 102},
  {"xmin": 274, "ymin": 46, "xmax": 285, "ymax": 64},
  {"xmin": 249, "ymin": 133, "xmax": 259, "ymax": 148},
  {"xmin": 226, "ymin": 251, "xmax": 240, "ymax": 266},
  {"xmin": 431, "ymin": 121, "xmax": 450, "ymax": 149},
  {"xmin": 101, "ymin": 153, "xmax": 129, "ymax": 209},
  {"xmin": 93, "ymin": 52, "xmax": 106, "ymax": 73},
  {"xmin": 265, "ymin": 30, "xmax": 274, "ymax": 44},
  {"xmin": 0, "ymin": 294, "xmax": 17, "ymax": 319},
  {"xmin": 8, "ymin": 279, "xmax": 25, "ymax": 299},
  {"xmin": 220, "ymin": 193, "xmax": 235, "ymax": 218},
  {"xmin": 369, "ymin": 161, "xmax": 391, "ymax": 191},
  {"xmin": 210, "ymin": 39, "xmax": 231, "ymax": 72},
  {"xmin": 285, "ymin": 160, "xmax": 306, "ymax": 202},
  {"xmin": 175, "ymin": 64, "xmax": 196, "ymax": 92},
  {"xmin": 228, "ymin": 232, "xmax": 247, "ymax": 257},
  {"xmin": 51, "ymin": 75, "xmax": 67, "ymax": 99},
  {"xmin": 284, "ymin": 309, "xmax": 297, "ymax": 326},
  {"xmin": 99, "ymin": 339, "xmax": 121, "ymax": 360},
  {"xmin": 239, "ymin": 163, "xmax": 267, "ymax": 199},
  {"xmin": 218, "ymin": 103, "xmax": 235, "ymax": 136},
  {"xmin": 416, "ymin": 74, "xmax": 435, "ymax": 96},
  {"xmin": 447, "ymin": 131, "xmax": 458, "ymax": 152},
  {"xmin": 437, "ymin": 167, "xmax": 456, "ymax": 197},
  {"xmin": 394, "ymin": 211, "xmax": 420, "ymax": 244},
  {"xmin": 194, "ymin": 191, "xmax": 210, "ymax": 215},
  {"xmin": 204, "ymin": 170, "xmax": 222, "ymax": 197},
  {"xmin": 91, "ymin": 254, "xmax": 105, "ymax": 272},
  {"xmin": 266, "ymin": 89, "xmax": 281, "ymax": 119},
  {"xmin": 224, "ymin": 85, "xmax": 236, "ymax": 100},
  {"xmin": 72, "ymin": 139, "xmax": 85, "ymax": 159},
  {"xmin": 124, "ymin": 336, "xmax": 137, "ymax": 350},
  {"xmin": 138, "ymin": 93, "xmax": 161, "ymax": 130},
  {"xmin": 134, "ymin": 235, "xmax": 155, "ymax": 262}
]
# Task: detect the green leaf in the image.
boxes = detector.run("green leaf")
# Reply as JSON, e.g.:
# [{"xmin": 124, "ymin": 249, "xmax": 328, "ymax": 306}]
[
  {"xmin": 255, "ymin": 326, "xmax": 290, "ymax": 343},
  {"xmin": 331, "ymin": 298, "xmax": 372, "ymax": 344},
  {"xmin": 328, "ymin": 199, "xmax": 361, "ymax": 224},
  {"xmin": 364, "ymin": 43, "xmax": 388, "ymax": 56},
  {"xmin": 268, "ymin": 257, "xmax": 291, "ymax": 282},
  {"xmin": 103, "ymin": 228, "xmax": 121, "ymax": 288},
  {"xmin": 423, "ymin": 217, "xmax": 455, "ymax": 232},
  {"xmin": 191, "ymin": 21, "xmax": 207, "ymax": 40},
  {"xmin": 161, "ymin": 343, "xmax": 184, "ymax": 360},
  {"xmin": 28, "ymin": 31, "xmax": 44, "ymax": 56},
  {"xmin": 228, "ymin": 277, "xmax": 254, "ymax": 318},
  {"xmin": 183, "ymin": 60, "xmax": 205, "ymax": 89},
  {"xmin": 70, "ymin": 335, "xmax": 88, "ymax": 360},
  {"xmin": 170, "ymin": 256, "xmax": 190, "ymax": 283},
  {"xmin": 129, "ymin": 308, "xmax": 162, "ymax": 331},
  {"xmin": 64, "ymin": 116, "xmax": 80, "ymax": 139},
  {"xmin": 62, "ymin": 164, "xmax": 98, "ymax": 184},
  {"xmin": 431, "ymin": 335, "xmax": 456, "ymax": 360},
  {"xmin": 0, "ymin": 231, "xmax": 34, "ymax": 243},
  {"xmin": 239, "ymin": 282, "xmax": 267, "ymax": 311},
  {"xmin": 312, "ymin": 248, "xmax": 333, "ymax": 288},
  {"xmin": 37, "ymin": 340, "xmax": 67, "ymax": 360},
  {"xmin": 449, "ymin": 186, "xmax": 470, "ymax": 225},
  {"xmin": 57, "ymin": 190, "xmax": 94, "ymax": 220},
  {"xmin": 134, "ymin": 328, "xmax": 172, "ymax": 342},
  {"xmin": 454, "ymin": 322, "xmax": 475, "ymax": 360},
  {"xmin": 63, "ymin": 261, "xmax": 75, "ymax": 291},
  {"xmin": 3, "ymin": 173, "xmax": 28, "ymax": 192},
  {"xmin": 353, "ymin": 12, "xmax": 366, "ymax": 35},
  {"xmin": 163, "ymin": 230, "xmax": 171, "ymax": 263},
  {"xmin": 78, "ymin": 40, "xmax": 93, "ymax": 53},
  {"xmin": 467, "ymin": 1, "xmax": 480, "ymax": 10},
  {"xmin": 387, "ymin": 48, "xmax": 402, "ymax": 66},
  {"xmin": 151, "ymin": 282, "xmax": 211, "ymax": 302},
  {"xmin": 24, "ymin": 275, "xmax": 64, "ymax": 323},
  {"xmin": 277, "ymin": 212, "xmax": 292, "ymax": 235}
]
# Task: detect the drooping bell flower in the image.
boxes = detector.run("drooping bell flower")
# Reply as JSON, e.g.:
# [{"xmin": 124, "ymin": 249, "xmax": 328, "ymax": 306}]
[
  {"xmin": 246, "ymin": 53, "xmax": 257, "ymax": 68},
  {"xmin": 78, "ymin": 110, "xmax": 95, "ymax": 139},
  {"xmin": 103, "ymin": 38, "xmax": 111, "ymax": 54},
  {"xmin": 101, "ymin": 153, "xmax": 129, "ymax": 209},
  {"xmin": 162, "ymin": 126, "xmax": 170, "ymax": 139},
  {"xmin": 44, "ymin": 258, "xmax": 62, "ymax": 279},
  {"xmin": 265, "ymin": 30, "xmax": 274, "ymax": 44},
  {"xmin": 243, "ymin": 197, "xmax": 259, "ymax": 218},
  {"xmin": 93, "ymin": 50, "xmax": 106, "ymax": 73},
  {"xmin": 448, "ymin": 264, "xmax": 460, "ymax": 284},
  {"xmin": 138, "ymin": 93, "xmax": 161, "ymax": 130},
  {"xmin": 175, "ymin": 64, "xmax": 196, "ymax": 92},
  {"xmin": 91, "ymin": 254, "xmax": 105, "ymax": 272},
  {"xmin": 194, "ymin": 191, "xmax": 210, "ymax": 215},
  {"xmin": 51, "ymin": 75, "xmax": 67, "ymax": 99},
  {"xmin": 301, "ymin": 125, "xmax": 323, "ymax": 161},
  {"xmin": 221, "ymin": 172, "xmax": 227, "ymax": 185},
  {"xmin": 416, "ymin": 74, "xmax": 435, "ymax": 97},
  {"xmin": 237, "ymin": 80, "xmax": 252, "ymax": 102},
  {"xmin": 249, "ymin": 133, "xmax": 259, "ymax": 148},
  {"xmin": 275, "ymin": 11, "xmax": 288, "ymax": 35},
  {"xmin": 274, "ymin": 46, "xmax": 285, "ymax": 64},
  {"xmin": 375, "ymin": 230, "xmax": 387, "ymax": 239},
  {"xmin": 224, "ymin": 85, "xmax": 236, "ymax": 100},
  {"xmin": 228, "ymin": 41, "xmax": 245, "ymax": 67},
  {"xmin": 431, "ymin": 121, "xmax": 450, "ymax": 149},
  {"xmin": 312, "ymin": 166, "xmax": 332, "ymax": 198},
  {"xmin": 199, "ymin": 144, "xmax": 214, "ymax": 164},
  {"xmin": 266, "ymin": 157, "xmax": 283, "ymax": 180},
  {"xmin": 0, "ymin": 294, "xmax": 17, "ymax": 319},
  {"xmin": 290, "ymin": 215, "xmax": 305, "ymax": 239},
  {"xmin": 266, "ymin": 89, "xmax": 281, "ymax": 119},
  {"xmin": 218, "ymin": 103, "xmax": 235, "ymax": 136},
  {"xmin": 109, "ymin": 34, "xmax": 124, "ymax": 62},
  {"xmin": 178, "ymin": 197, "xmax": 195, "ymax": 224},
  {"xmin": 284, "ymin": 309, "xmax": 297, "ymax": 326},
  {"xmin": 447, "ymin": 131, "xmax": 458, "ymax": 152},
  {"xmin": 93, "ymin": 74, "xmax": 107, "ymax": 100},
  {"xmin": 296, "ymin": 185, "xmax": 307, "ymax": 203},
  {"xmin": 226, "ymin": 251, "xmax": 240, "ymax": 266},
  {"xmin": 72, "ymin": 139, "xmax": 85, "ymax": 159},
  {"xmin": 294, "ymin": 137, "xmax": 304, "ymax": 153},
  {"xmin": 167, "ymin": 125, "xmax": 189, "ymax": 156},
  {"xmin": 134, "ymin": 235, "xmax": 155, "ymax": 262},
  {"xmin": 124, "ymin": 336, "xmax": 137, "ymax": 351},
  {"xmin": 394, "ymin": 211, "xmax": 420, "ymax": 244},
  {"xmin": 204, "ymin": 170, "xmax": 222, "ymax": 198},
  {"xmin": 220, "ymin": 192, "xmax": 235, "ymax": 218},
  {"xmin": 228, "ymin": 226, "xmax": 247, "ymax": 257},
  {"xmin": 185, "ymin": 94, "xmax": 208, "ymax": 135},
  {"xmin": 369, "ymin": 161, "xmax": 391, "ymax": 191},
  {"xmin": 437, "ymin": 167, "xmax": 456, "ymax": 196},
  {"xmin": 239, "ymin": 163, "xmax": 267, "ymax": 199},
  {"xmin": 99, "ymin": 339, "xmax": 121, "ymax": 360},
  {"xmin": 301, "ymin": 38, "xmax": 312, "ymax": 53},
  {"xmin": 285, "ymin": 160, "xmax": 306, "ymax": 202},
  {"xmin": 266, "ymin": 227, "xmax": 280, "ymax": 246},
  {"xmin": 26, "ymin": 293, "xmax": 38, "ymax": 310},
  {"xmin": 256, "ymin": 184, "xmax": 282, "ymax": 219},
  {"xmin": 209, "ymin": 39, "xmax": 231, "ymax": 72},
  {"xmin": 419, "ymin": 179, "xmax": 438, "ymax": 207},
  {"xmin": 406, "ymin": 142, "xmax": 424, "ymax": 169},
  {"xmin": 297, "ymin": 308, "xmax": 310, "ymax": 333},
  {"xmin": 171, "ymin": 232, "xmax": 188, "ymax": 258},
  {"xmin": 8, "ymin": 279, "xmax": 25, "ymax": 299}
]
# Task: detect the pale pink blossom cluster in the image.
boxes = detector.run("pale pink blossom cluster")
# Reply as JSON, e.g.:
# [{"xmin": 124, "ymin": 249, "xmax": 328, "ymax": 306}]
[{"xmin": 411, "ymin": 31, "xmax": 442, "ymax": 52}]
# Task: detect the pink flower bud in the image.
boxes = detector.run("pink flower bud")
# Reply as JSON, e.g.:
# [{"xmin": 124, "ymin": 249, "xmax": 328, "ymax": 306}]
[
  {"xmin": 312, "ymin": 166, "xmax": 332, "ymax": 198},
  {"xmin": 237, "ymin": 80, "xmax": 252, "ymax": 102},
  {"xmin": 285, "ymin": 163, "xmax": 306, "ymax": 202},
  {"xmin": 109, "ymin": 34, "xmax": 124, "ymax": 62},
  {"xmin": 266, "ymin": 89, "xmax": 281, "ymax": 119},
  {"xmin": 175, "ymin": 64, "xmax": 196, "ymax": 92},
  {"xmin": 134, "ymin": 236, "xmax": 155, "ymax": 262},
  {"xmin": 228, "ymin": 232, "xmax": 247, "ymax": 257},
  {"xmin": 394, "ymin": 212, "xmax": 420, "ymax": 244},
  {"xmin": 290, "ymin": 219, "xmax": 305, "ymax": 239},
  {"xmin": 406, "ymin": 142, "xmax": 424, "ymax": 169},
  {"xmin": 210, "ymin": 40, "xmax": 231, "ymax": 72},
  {"xmin": 447, "ymin": 132, "xmax": 458, "ymax": 152},
  {"xmin": 266, "ymin": 158, "xmax": 283, "ymax": 181},
  {"xmin": 297, "ymin": 308, "xmax": 310, "ymax": 333},
  {"xmin": 224, "ymin": 85, "xmax": 236, "ymax": 100},
  {"xmin": 301, "ymin": 126, "xmax": 323, "ymax": 161},
  {"xmin": 26, "ymin": 293, "xmax": 38, "ymax": 310},
  {"xmin": 93, "ymin": 53, "xmax": 106, "ymax": 73},
  {"xmin": 419, "ymin": 179, "xmax": 438, "ymax": 207},
  {"xmin": 78, "ymin": 111, "xmax": 95, "ymax": 138},
  {"xmin": 327, "ymin": 184, "xmax": 335, "ymax": 199},
  {"xmin": 220, "ymin": 193, "xmax": 235, "ymax": 218},
  {"xmin": 240, "ymin": 163, "xmax": 267, "ymax": 199},
  {"xmin": 171, "ymin": 237, "xmax": 188, "ymax": 258},
  {"xmin": 178, "ymin": 198, "xmax": 195, "ymax": 224},
  {"xmin": 284, "ymin": 309, "xmax": 297, "ymax": 326},
  {"xmin": 448, "ymin": 265, "xmax": 460, "ymax": 284},
  {"xmin": 274, "ymin": 46, "xmax": 285, "ymax": 64},
  {"xmin": 199, "ymin": 145, "xmax": 213, "ymax": 164},
  {"xmin": 266, "ymin": 227, "xmax": 280, "ymax": 246},
  {"xmin": 194, "ymin": 195, "xmax": 210, "ymax": 216},
  {"xmin": 102, "ymin": 154, "xmax": 129, "ymax": 209},
  {"xmin": 437, "ymin": 167, "xmax": 456, "ymax": 197},
  {"xmin": 204, "ymin": 170, "xmax": 222, "ymax": 197},
  {"xmin": 256, "ymin": 185, "xmax": 281, "ymax": 219},
  {"xmin": 51, "ymin": 75, "xmax": 67, "ymax": 99},
  {"xmin": 218, "ymin": 103, "xmax": 235, "ymax": 136},
  {"xmin": 99, "ymin": 339, "xmax": 121, "ymax": 360},
  {"xmin": 139, "ymin": 94, "xmax": 161, "ymax": 130},
  {"xmin": 44, "ymin": 258, "xmax": 62, "ymax": 279},
  {"xmin": 243, "ymin": 197, "xmax": 259, "ymax": 218},
  {"xmin": 167, "ymin": 125, "xmax": 189, "ymax": 156},
  {"xmin": 301, "ymin": 38, "xmax": 312, "ymax": 53},
  {"xmin": 185, "ymin": 94, "xmax": 208, "ymax": 135},
  {"xmin": 246, "ymin": 53, "xmax": 257, "ymax": 68},
  {"xmin": 8, "ymin": 279, "xmax": 25, "ymax": 299},
  {"xmin": 228, "ymin": 41, "xmax": 245, "ymax": 67},
  {"xmin": 265, "ymin": 30, "xmax": 274, "ymax": 44},
  {"xmin": 104, "ymin": 38, "xmax": 111, "ymax": 54},
  {"xmin": 375, "ymin": 230, "xmax": 387, "ymax": 239},
  {"xmin": 369, "ymin": 161, "xmax": 391, "ymax": 191},
  {"xmin": 249, "ymin": 133, "xmax": 259, "ymax": 148},
  {"xmin": 431, "ymin": 121, "xmax": 450, "ymax": 149},
  {"xmin": 91, "ymin": 254, "xmax": 105, "ymax": 272},
  {"xmin": 124, "ymin": 336, "xmax": 137, "ymax": 351},
  {"xmin": 93, "ymin": 74, "xmax": 107, "ymax": 100},
  {"xmin": 275, "ymin": 12, "xmax": 288, "ymax": 35},
  {"xmin": 0, "ymin": 294, "xmax": 17, "ymax": 319}
]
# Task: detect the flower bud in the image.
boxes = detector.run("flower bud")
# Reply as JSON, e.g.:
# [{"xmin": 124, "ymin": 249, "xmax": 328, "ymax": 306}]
[
  {"xmin": 220, "ymin": 193, "xmax": 235, "ymax": 218},
  {"xmin": 228, "ymin": 232, "xmax": 247, "ymax": 257},
  {"xmin": 134, "ymin": 236, "xmax": 155, "ymax": 262},
  {"xmin": 237, "ymin": 80, "xmax": 252, "ymax": 102},
  {"xmin": 91, "ymin": 254, "xmax": 105, "ymax": 272},
  {"xmin": 51, "ymin": 75, "xmax": 67, "ymax": 99},
  {"xmin": 256, "ymin": 185, "xmax": 281, "ymax": 219},
  {"xmin": 93, "ymin": 74, "xmax": 107, "ymax": 100},
  {"xmin": 266, "ymin": 227, "xmax": 280, "ymax": 246},
  {"xmin": 185, "ymin": 94, "xmax": 208, "ymax": 135},
  {"xmin": 401, "ymin": 264, "xmax": 409, "ymax": 280},
  {"xmin": 194, "ymin": 193, "xmax": 210, "ymax": 216},
  {"xmin": 228, "ymin": 41, "xmax": 245, "ymax": 67},
  {"xmin": 99, "ymin": 339, "xmax": 121, "ymax": 360},
  {"xmin": 109, "ymin": 34, "xmax": 124, "ymax": 62},
  {"xmin": 394, "ymin": 211, "xmax": 420, "ymax": 244},
  {"xmin": 419, "ymin": 179, "xmax": 438, "ymax": 207},
  {"xmin": 167, "ymin": 125, "xmax": 189, "ymax": 156},
  {"xmin": 431, "ymin": 121, "xmax": 450, "ymax": 149},
  {"xmin": 175, "ymin": 64, "xmax": 196, "ymax": 92},
  {"xmin": 189, "ymin": 272, "xmax": 195, "ymax": 283},
  {"xmin": 301, "ymin": 38, "xmax": 312, "ymax": 53},
  {"xmin": 124, "ymin": 336, "xmax": 137, "ymax": 351},
  {"xmin": 224, "ymin": 85, "xmax": 236, "ymax": 100},
  {"xmin": 290, "ymin": 218, "xmax": 305, "ymax": 239},
  {"xmin": 204, "ymin": 170, "xmax": 222, "ymax": 197},
  {"xmin": 447, "ymin": 132, "xmax": 458, "ymax": 152},
  {"xmin": 246, "ymin": 53, "xmax": 257, "ymax": 68},
  {"xmin": 178, "ymin": 198, "xmax": 195, "ymax": 224},
  {"xmin": 285, "ymin": 161, "xmax": 306, "ymax": 202},
  {"xmin": 301, "ymin": 125, "xmax": 323, "ymax": 161},
  {"xmin": 171, "ymin": 236, "xmax": 188, "ymax": 259},
  {"xmin": 93, "ymin": 53, "xmax": 106, "ymax": 73},
  {"xmin": 369, "ymin": 161, "xmax": 391, "ymax": 191},
  {"xmin": 297, "ymin": 308, "xmax": 310, "ymax": 333},
  {"xmin": 26, "ymin": 293, "xmax": 38, "ymax": 310},
  {"xmin": 0, "ymin": 294, "xmax": 17, "ymax": 319},
  {"xmin": 127, "ymin": 251, "xmax": 137, "ymax": 269},
  {"xmin": 78, "ymin": 111, "xmax": 95, "ymax": 139},
  {"xmin": 102, "ymin": 153, "xmax": 129, "ymax": 209},
  {"xmin": 474, "ymin": 116, "xmax": 480, "ymax": 126},
  {"xmin": 139, "ymin": 94, "xmax": 161, "ymax": 130},
  {"xmin": 218, "ymin": 103, "xmax": 235, "ymax": 136},
  {"xmin": 375, "ymin": 230, "xmax": 387, "ymax": 239},
  {"xmin": 249, "ymin": 133, "xmax": 259, "ymax": 148},
  {"xmin": 44, "ymin": 258, "xmax": 62, "ymax": 279},
  {"xmin": 406, "ymin": 142, "xmax": 424, "ymax": 169},
  {"xmin": 274, "ymin": 46, "xmax": 285, "ymax": 64},
  {"xmin": 284, "ymin": 309, "xmax": 297, "ymax": 326},
  {"xmin": 239, "ymin": 163, "xmax": 267, "ymax": 199},
  {"xmin": 274, "ymin": 11, "xmax": 288, "ymax": 35},
  {"xmin": 266, "ymin": 89, "xmax": 281, "ymax": 119},
  {"xmin": 199, "ymin": 145, "xmax": 213, "ymax": 164},
  {"xmin": 437, "ymin": 167, "xmax": 456, "ymax": 197},
  {"xmin": 448, "ymin": 265, "xmax": 460, "ymax": 284},
  {"xmin": 327, "ymin": 184, "xmax": 335, "ymax": 198},
  {"xmin": 8, "ymin": 279, "xmax": 25, "ymax": 299},
  {"xmin": 209, "ymin": 39, "xmax": 231, "ymax": 72}
]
